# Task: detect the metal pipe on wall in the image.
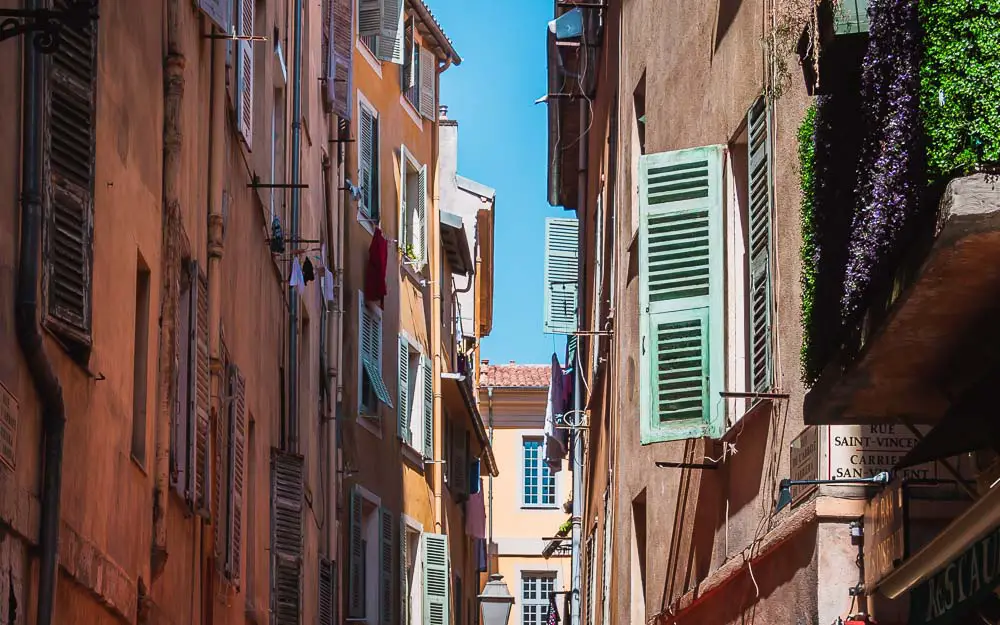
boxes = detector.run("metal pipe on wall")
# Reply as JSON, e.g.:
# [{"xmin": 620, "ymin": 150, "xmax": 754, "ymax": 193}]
[
  {"xmin": 487, "ymin": 386, "xmax": 495, "ymax": 575},
  {"xmin": 431, "ymin": 60, "xmax": 446, "ymax": 530},
  {"xmin": 17, "ymin": 5, "xmax": 67, "ymax": 623},
  {"xmin": 287, "ymin": 0, "xmax": 305, "ymax": 452}
]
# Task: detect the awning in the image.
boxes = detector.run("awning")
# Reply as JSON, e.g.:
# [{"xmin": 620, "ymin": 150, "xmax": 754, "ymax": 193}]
[
  {"xmin": 896, "ymin": 372, "xmax": 1000, "ymax": 469},
  {"xmin": 440, "ymin": 211, "xmax": 474, "ymax": 276},
  {"xmin": 441, "ymin": 374, "xmax": 497, "ymax": 476},
  {"xmin": 878, "ymin": 482, "xmax": 1000, "ymax": 600}
]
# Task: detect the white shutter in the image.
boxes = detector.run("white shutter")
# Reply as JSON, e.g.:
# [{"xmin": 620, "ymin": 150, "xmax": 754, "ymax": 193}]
[
  {"xmin": 377, "ymin": 0, "xmax": 404, "ymax": 64},
  {"xmin": 416, "ymin": 165, "xmax": 427, "ymax": 266},
  {"xmin": 418, "ymin": 46, "xmax": 436, "ymax": 119},
  {"xmin": 399, "ymin": 145, "xmax": 409, "ymax": 249},
  {"xmin": 235, "ymin": 0, "xmax": 255, "ymax": 149},
  {"xmin": 359, "ymin": 0, "xmax": 382, "ymax": 36}
]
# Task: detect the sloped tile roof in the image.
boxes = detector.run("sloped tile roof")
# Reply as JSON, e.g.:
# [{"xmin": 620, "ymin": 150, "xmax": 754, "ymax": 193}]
[{"xmin": 479, "ymin": 363, "xmax": 551, "ymax": 388}]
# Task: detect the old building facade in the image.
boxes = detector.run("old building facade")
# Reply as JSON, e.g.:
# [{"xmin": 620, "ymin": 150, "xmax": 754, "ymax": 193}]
[{"xmin": 0, "ymin": 1, "xmax": 494, "ymax": 625}]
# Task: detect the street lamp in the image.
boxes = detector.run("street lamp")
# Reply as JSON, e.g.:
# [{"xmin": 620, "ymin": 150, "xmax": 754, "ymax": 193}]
[
  {"xmin": 775, "ymin": 471, "xmax": 891, "ymax": 513},
  {"xmin": 479, "ymin": 574, "xmax": 515, "ymax": 625}
]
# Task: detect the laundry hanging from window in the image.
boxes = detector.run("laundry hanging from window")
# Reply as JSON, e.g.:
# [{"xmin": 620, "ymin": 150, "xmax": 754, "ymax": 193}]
[{"xmin": 365, "ymin": 227, "xmax": 389, "ymax": 305}]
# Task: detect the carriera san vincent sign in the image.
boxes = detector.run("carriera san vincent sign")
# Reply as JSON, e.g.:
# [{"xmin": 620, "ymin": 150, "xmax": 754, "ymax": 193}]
[{"xmin": 910, "ymin": 524, "xmax": 1000, "ymax": 625}]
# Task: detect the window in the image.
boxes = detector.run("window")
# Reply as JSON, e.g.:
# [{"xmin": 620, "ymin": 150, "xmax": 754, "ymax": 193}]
[
  {"xmin": 43, "ymin": 0, "xmax": 98, "ymax": 362},
  {"xmin": 358, "ymin": 295, "xmax": 392, "ymax": 418},
  {"xmin": 398, "ymin": 146, "xmax": 428, "ymax": 267},
  {"xmin": 521, "ymin": 574, "xmax": 556, "ymax": 625},
  {"xmin": 234, "ymin": 0, "xmax": 255, "ymax": 148},
  {"xmin": 270, "ymin": 450, "xmax": 304, "ymax": 624},
  {"xmin": 400, "ymin": 19, "xmax": 419, "ymax": 106},
  {"xmin": 397, "ymin": 335, "xmax": 432, "ymax": 455},
  {"xmin": 542, "ymin": 218, "xmax": 580, "ymax": 334},
  {"xmin": 348, "ymin": 488, "xmax": 396, "ymax": 624},
  {"xmin": 225, "ymin": 363, "xmax": 248, "ymax": 585},
  {"xmin": 629, "ymin": 71, "xmax": 646, "ymax": 239},
  {"xmin": 271, "ymin": 82, "xmax": 287, "ymax": 220},
  {"xmin": 170, "ymin": 261, "xmax": 210, "ymax": 515},
  {"xmin": 401, "ymin": 524, "xmax": 422, "ymax": 625},
  {"xmin": 131, "ymin": 254, "xmax": 151, "ymax": 465},
  {"xmin": 522, "ymin": 439, "xmax": 556, "ymax": 507},
  {"xmin": 359, "ymin": 101, "xmax": 381, "ymax": 222},
  {"xmin": 358, "ymin": 0, "xmax": 404, "ymax": 63},
  {"xmin": 586, "ymin": 530, "xmax": 596, "ymax": 625},
  {"xmin": 245, "ymin": 417, "xmax": 257, "ymax": 612},
  {"xmin": 422, "ymin": 533, "xmax": 450, "ymax": 625}
]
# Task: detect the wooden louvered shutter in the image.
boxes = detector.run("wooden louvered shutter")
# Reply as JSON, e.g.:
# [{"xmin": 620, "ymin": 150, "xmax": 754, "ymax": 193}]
[
  {"xmin": 637, "ymin": 146, "xmax": 725, "ymax": 444},
  {"xmin": 235, "ymin": 0, "xmax": 254, "ymax": 149},
  {"xmin": 747, "ymin": 97, "xmax": 774, "ymax": 395},
  {"xmin": 600, "ymin": 489, "xmax": 612, "ymax": 625},
  {"xmin": 322, "ymin": 0, "xmax": 334, "ymax": 108},
  {"xmin": 348, "ymin": 487, "xmax": 364, "ymax": 618},
  {"xmin": 192, "ymin": 269, "xmax": 211, "ymax": 514},
  {"xmin": 379, "ymin": 508, "xmax": 395, "ymax": 625},
  {"xmin": 198, "ymin": 0, "xmax": 231, "ymax": 31},
  {"xmin": 543, "ymin": 218, "xmax": 580, "ymax": 334},
  {"xmin": 319, "ymin": 557, "xmax": 336, "ymax": 625},
  {"xmin": 332, "ymin": 0, "xmax": 353, "ymax": 119},
  {"xmin": 399, "ymin": 145, "xmax": 410, "ymax": 250},
  {"xmin": 422, "ymin": 355, "xmax": 433, "ymax": 458},
  {"xmin": 398, "ymin": 336, "xmax": 410, "ymax": 439},
  {"xmin": 270, "ymin": 450, "xmax": 304, "ymax": 625},
  {"xmin": 227, "ymin": 365, "xmax": 247, "ymax": 585},
  {"xmin": 418, "ymin": 46, "xmax": 436, "ymax": 119},
  {"xmin": 416, "ymin": 165, "xmax": 427, "ymax": 266},
  {"xmin": 399, "ymin": 527, "xmax": 408, "ymax": 625},
  {"xmin": 360, "ymin": 108, "xmax": 376, "ymax": 219},
  {"xmin": 359, "ymin": 0, "xmax": 381, "ymax": 36},
  {"xmin": 422, "ymin": 533, "xmax": 450, "ymax": 625},
  {"xmin": 215, "ymin": 345, "xmax": 231, "ymax": 560},
  {"xmin": 401, "ymin": 20, "xmax": 415, "ymax": 90},
  {"xmin": 44, "ymin": 0, "xmax": 97, "ymax": 353},
  {"xmin": 377, "ymin": 0, "xmax": 404, "ymax": 64}
]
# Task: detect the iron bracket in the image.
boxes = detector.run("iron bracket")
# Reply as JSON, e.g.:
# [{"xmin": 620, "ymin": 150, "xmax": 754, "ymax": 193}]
[{"xmin": 0, "ymin": 0, "xmax": 98, "ymax": 53}]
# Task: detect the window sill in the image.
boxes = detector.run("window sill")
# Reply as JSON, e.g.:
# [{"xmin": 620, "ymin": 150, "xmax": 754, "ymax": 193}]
[
  {"xmin": 357, "ymin": 39, "xmax": 382, "ymax": 78},
  {"xmin": 358, "ymin": 415, "xmax": 382, "ymax": 439},
  {"xmin": 400, "ymin": 94, "xmax": 423, "ymax": 130},
  {"xmin": 400, "ymin": 441, "xmax": 425, "ymax": 471},
  {"xmin": 356, "ymin": 210, "xmax": 377, "ymax": 236},
  {"xmin": 401, "ymin": 261, "xmax": 426, "ymax": 286},
  {"xmin": 721, "ymin": 397, "xmax": 773, "ymax": 443},
  {"xmin": 521, "ymin": 505, "xmax": 560, "ymax": 510},
  {"xmin": 130, "ymin": 453, "xmax": 148, "ymax": 476}
]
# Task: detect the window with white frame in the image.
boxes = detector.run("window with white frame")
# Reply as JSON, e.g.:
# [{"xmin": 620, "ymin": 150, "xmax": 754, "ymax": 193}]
[
  {"xmin": 348, "ymin": 488, "xmax": 386, "ymax": 624},
  {"xmin": 398, "ymin": 145, "xmax": 427, "ymax": 267},
  {"xmin": 521, "ymin": 574, "xmax": 556, "ymax": 625},
  {"xmin": 359, "ymin": 100, "xmax": 380, "ymax": 222},
  {"xmin": 358, "ymin": 295, "xmax": 392, "ymax": 418},
  {"xmin": 401, "ymin": 523, "xmax": 422, "ymax": 625},
  {"xmin": 522, "ymin": 438, "xmax": 556, "ymax": 507},
  {"xmin": 397, "ymin": 335, "xmax": 431, "ymax": 453},
  {"xmin": 400, "ymin": 18, "xmax": 419, "ymax": 106}
]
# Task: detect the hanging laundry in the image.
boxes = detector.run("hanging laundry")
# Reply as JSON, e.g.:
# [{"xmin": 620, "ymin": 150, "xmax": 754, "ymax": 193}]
[
  {"xmin": 302, "ymin": 257, "xmax": 315, "ymax": 284},
  {"xmin": 542, "ymin": 353, "xmax": 567, "ymax": 474},
  {"xmin": 322, "ymin": 273, "xmax": 335, "ymax": 303},
  {"xmin": 365, "ymin": 227, "xmax": 389, "ymax": 305},
  {"xmin": 466, "ymin": 480, "xmax": 486, "ymax": 539},
  {"xmin": 289, "ymin": 257, "xmax": 305, "ymax": 295},
  {"xmin": 270, "ymin": 215, "xmax": 285, "ymax": 254}
]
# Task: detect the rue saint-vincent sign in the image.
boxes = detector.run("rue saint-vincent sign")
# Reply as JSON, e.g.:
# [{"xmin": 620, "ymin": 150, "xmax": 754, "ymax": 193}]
[
  {"xmin": 863, "ymin": 480, "xmax": 908, "ymax": 591},
  {"xmin": 910, "ymin": 524, "xmax": 1000, "ymax": 625}
]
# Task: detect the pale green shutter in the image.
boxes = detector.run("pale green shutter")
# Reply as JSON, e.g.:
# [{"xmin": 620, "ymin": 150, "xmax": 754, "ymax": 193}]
[
  {"xmin": 398, "ymin": 335, "xmax": 410, "ymax": 439},
  {"xmin": 360, "ymin": 108, "xmax": 377, "ymax": 220},
  {"xmin": 379, "ymin": 508, "xmax": 395, "ymax": 625},
  {"xmin": 358, "ymin": 0, "xmax": 381, "ymax": 36},
  {"xmin": 422, "ymin": 533, "xmax": 450, "ymax": 625},
  {"xmin": 638, "ymin": 145, "xmax": 725, "ymax": 443},
  {"xmin": 747, "ymin": 97, "xmax": 774, "ymax": 396},
  {"xmin": 362, "ymin": 305, "xmax": 392, "ymax": 407},
  {"xmin": 400, "ymin": 527, "xmax": 409, "ymax": 625},
  {"xmin": 422, "ymin": 355, "xmax": 433, "ymax": 458},
  {"xmin": 348, "ymin": 487, "xmax": 364, "ymax": 618},
  {"xmin": 399, "ymin": 145, "xmax": 410, "ymax": 251},
  {"xmin": 416, "ymin": 165, "xmax": 427, "ymax": 266},
  {"xmin": 543, "ymin": 218, "xmax": 580, "ymax": 334},
  {"xmin": 377, "ymin": 0, "xmax": 404, "ymax": 64}
]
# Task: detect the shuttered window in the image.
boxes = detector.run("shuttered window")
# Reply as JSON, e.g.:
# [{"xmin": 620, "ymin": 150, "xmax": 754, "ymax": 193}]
[
  {"xmin": 450, "ymin": 427, "xmax": 469, "ymax": 499},
  {"xmin": 398, "ymin": 336, "xmax": 429, "ymax": 452},
  {"xmin": 225, "ymin": 364, "xmax": 247, "ymax": 585},
  {"xmin": 170, "ymin": 270, "xmax": 192, "ymax": 497},
  {"xmin": 747, "ymin": 97, "xmax": 774, "ymax": 396},
  {"xmin": 418, "ymin": 46, "xmax": 436, "ymax": 119},
  {"xmin": 332, "ymin": 0, "xmax": 353, "ymax": 119},
  {"xmin": 270, "ymin": 450, "xmax": 304, "ymax": 625},
  {"xmin": 422, "ymin": 533, "xmax": 450, "ymax": 625},
  {"xmin": 399, "ymin": 146, "xmax": 427, "ymax": 267},
  {"xmin": 234, "ymin": 0, "xmax": 255, "ymax": 148},
  {"xmin": 379, "ymin": 508, "xmax": 395, "ymax": 624},
  {"xmin": 401, "ymin": 20, "xmax": 419, "ymax": 105},
  {"xmin": 638, "ymin": 146, "xmax": 725, "ymax": 444},
  {"xmin": 348, "ymin": 487, "xmax": 365, "ymax": 619},
  {"xmin": 543, "ymin": 218, "xmax": 580, "ymax": 334},
  {"xmin": 360, "ymin": 299, "xmax": 392, "ymax": 415},
  {"xmin": 192, "ymin": 267, "xmax": 211, "ymax": 514},
  {"xmin": 319, "ymin": 557, "xmax": 336, "ymax": 625},
  {"xmin": 359, "ymin": 104, "xmax": 380, "ymax": 221},
  {"xmin": 43, "ymin": 0, "xmax": 98, "ymax": 360},
  {"xmin": 359, "ymin": 0, "xmax": 404, "ymax": 64},
  {"xmin": 422, "ymin": 354, "xmax": 433, "ymax": 458},
  {"xmin": 198, "ymin": 0, "xmax": 231, "ymax": 31}
]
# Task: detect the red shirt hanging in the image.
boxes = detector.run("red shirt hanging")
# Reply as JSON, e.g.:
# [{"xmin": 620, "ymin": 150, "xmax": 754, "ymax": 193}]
[{"xmin": 365, "ymin": 227, "xmax": 389, "ymax": 306}]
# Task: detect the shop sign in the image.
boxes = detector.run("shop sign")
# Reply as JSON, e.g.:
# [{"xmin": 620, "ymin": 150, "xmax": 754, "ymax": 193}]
[
  {"xmin": 864, "ymin": 480, "xmax": 908, "ymax": 590},
  {"xmin": 790, "ymin": 426, "xmax": 819, "ymax": 504},
  {"xmin": 910, "ymin": 524, "xmax": 1000, "ymax": 625}
]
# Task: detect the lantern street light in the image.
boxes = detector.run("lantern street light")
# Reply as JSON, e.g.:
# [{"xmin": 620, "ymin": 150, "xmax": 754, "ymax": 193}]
[{"xmin": 479, "ymin": 574, "xmax": 515, "ymax": 625}]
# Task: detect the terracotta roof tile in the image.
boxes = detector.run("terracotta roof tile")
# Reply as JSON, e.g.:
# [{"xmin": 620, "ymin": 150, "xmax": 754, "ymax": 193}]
[{"xmin": 479, "ymin": 363, "xmax": 552, "ymax": 388}]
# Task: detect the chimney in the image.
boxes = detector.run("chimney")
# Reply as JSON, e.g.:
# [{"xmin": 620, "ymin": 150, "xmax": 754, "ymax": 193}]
[
  {"xmin": 482, "ymin": 359, "xmax": 490, "ymax": 366},
  {"xmin": 439, "ymin": 104, "xmax": 448, "ymax": 119}
]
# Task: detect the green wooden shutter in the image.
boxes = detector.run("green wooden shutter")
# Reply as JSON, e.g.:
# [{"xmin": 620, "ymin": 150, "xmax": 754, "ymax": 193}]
[
  {"xmin": 377, "ymin": 0, "xmax": 404, "ymax": 63},
  {"xmin": 348, "ymin": 487, "xmax": 364, "ymax": 618},
  {"xmin": 747, "ymin": 97, "xmax": 774, "ymax": 395},
  {"xmin": 422, "ymin": 533, "xmax": 450, "ymax": 625},
  {"xmin": 360, "ymin": 108, "xmax": 376, "ymax": 219},
  {"xmin": 319, "ymin": 557, "xmax": 336, "ymax": 625},
  {"xmin": 398, "ymin": 336, "xmax": 410, "ymax": 439},
  {"xmin": 379, "ymin": 508, "xmax": 395, "ymax": 625},
  {"xmin": 416, "ymin": 165, "xmax": 427, "ymax": 266},
  {"xmin": 422, "ymin": 355, "xmax": 433, "ymax": 458},
  {"xmin": 270, "ymin": 450, "xmax": 303, "ymax": 625},
  {"xmin": 638, "ymin": 145, "xmax": 725, "ymax": 443},
  {"xmin": 543, "ymin": 218, "xmax": 580, "ymax": 334}
]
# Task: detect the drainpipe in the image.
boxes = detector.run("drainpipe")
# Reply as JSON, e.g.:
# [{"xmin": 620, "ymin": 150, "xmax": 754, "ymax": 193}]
[
  {"xmin": 153, "ymin": 0, "xmax": 187, "ymax": 579},
  {"xmin": 287, "ymin": 0, "xmax": 305, "ymax": 452},
  {"xmin": 487, "ymin": 387, "xmax": 494, "ymax": 575},
  {"xmin": 18, "ymin": 8, "xmax": 66, "ymax": 625}
]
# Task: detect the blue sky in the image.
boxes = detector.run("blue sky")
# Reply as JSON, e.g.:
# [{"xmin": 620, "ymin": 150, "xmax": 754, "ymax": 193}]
[{"xmin": 431, "ymin": 0, "xmax": 569, "ymax": 365}]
